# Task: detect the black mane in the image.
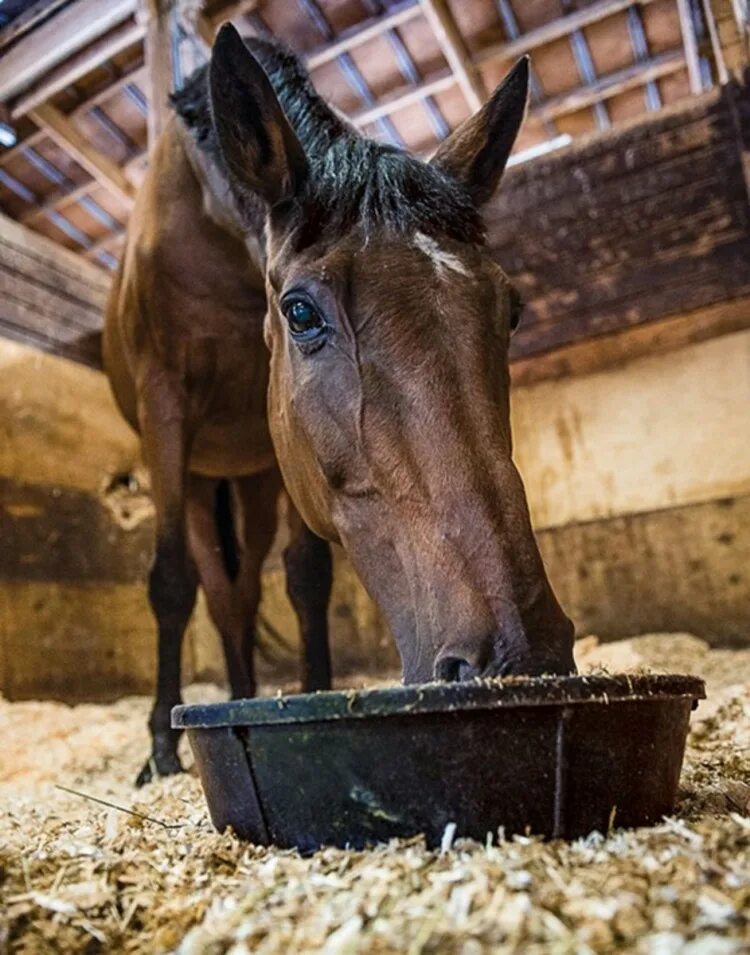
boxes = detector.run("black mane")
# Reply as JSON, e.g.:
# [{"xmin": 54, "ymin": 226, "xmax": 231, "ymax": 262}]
[{"xmin": 171, "ymin": 37, "xmax": 485, "ymax": 245}]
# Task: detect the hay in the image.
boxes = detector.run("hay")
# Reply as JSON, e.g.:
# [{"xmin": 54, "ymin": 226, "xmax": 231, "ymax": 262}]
[{"xmin": 1, "ymin": 634, "xmax": 748, "ymax": 953}]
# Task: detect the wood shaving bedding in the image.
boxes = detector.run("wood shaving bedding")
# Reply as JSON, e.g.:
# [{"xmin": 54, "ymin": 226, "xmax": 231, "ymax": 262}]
[{"xmin": 1, "ymin": 634, "xmax": 748, "ymax": 953}]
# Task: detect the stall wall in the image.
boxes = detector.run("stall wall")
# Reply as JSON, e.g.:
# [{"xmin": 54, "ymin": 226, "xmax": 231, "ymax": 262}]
[
  {"xmin": 1, "ymin": 320, "xmax": 748, "ymax": 701},
  {"xmin": 522, "ymin": 328, "xmax": 750, "ymax": 646}
]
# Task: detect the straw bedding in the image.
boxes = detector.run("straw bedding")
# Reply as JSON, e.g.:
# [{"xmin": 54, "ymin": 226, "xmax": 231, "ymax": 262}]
[{"xmin": 1, "ymin": 633, "xmax": 748, "ymax": 954}]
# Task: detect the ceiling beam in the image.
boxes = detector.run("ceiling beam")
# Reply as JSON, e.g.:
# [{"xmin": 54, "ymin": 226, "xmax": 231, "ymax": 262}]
[
  {"xmin": 352, "ymin": 50, "xmax": 685, "ymax": 130},
  {"xmin": 306, "ymin": 2, "xmax": 421, "ymax": 70},
  {"xmin": 0, "ymin": 0, "xmax": 71, "ymax": 52},
  {"xmin": 701, "ymin": 0, "xmax": 732, "ymax": 83},
  {"xmin": 20, "ymin": 152, "xmax": 145, "ymax": 226},
  {"xmin": 0, "ymin": 0, "xmax": 138, "ymax": 104},
  {"xmin": 475, "ymin": 0, "xmax": 659, "ymax": 68},
  {"xmin": 169, "ymin": 0, "xmax": 261, "ymax": 49},
  {"xmin": 530, "ymin": 51, "xmax": 686, "ymax": 123},
  {"xmin": 141, "ymin": 0, "xmax": 177, "ymax": 146},
  {"xmin": 2, "ymin": 64, "xmax": 147, "ymax": 172},
  {"xmin": 353, "ymin": 71, "xmax": 455, "ymax": 127},
  {"xmin": 83, "ymin": 229, "xmax": 126, "ymax": 261},
  {"xmin": 28, "ymin": 104, "xmax": 135, "ymax": 207},
  {"xmin": 10, "ymin": 18, "xmax": 144, "ymax": 120},
  {"xmin": 418, "ymin": 0, "xmax": 485, "ymax": 110},
  {"xmin": 675, "ymin": 0, "xmax": 704, "ymax": 94}
]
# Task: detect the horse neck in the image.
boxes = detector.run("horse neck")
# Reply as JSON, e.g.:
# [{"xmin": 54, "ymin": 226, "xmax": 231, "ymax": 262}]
[{"xmin": 177, "ymin": 121, "xmax": 267, "ymax": 278}]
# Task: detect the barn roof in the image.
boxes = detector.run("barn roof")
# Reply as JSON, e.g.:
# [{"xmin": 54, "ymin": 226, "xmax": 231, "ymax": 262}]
[{"xmin": 0, "ymin": 0, "xmax": 722, "ymax": 272}]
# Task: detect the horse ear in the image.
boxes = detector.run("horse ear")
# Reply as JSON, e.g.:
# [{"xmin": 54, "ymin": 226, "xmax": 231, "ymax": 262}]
[
  {"xmin": 209, "ymin": 24, "xmax": 307, "ymax": 207},
  {"xmin": 430, "ymin": 57, "xmax": 529, "ymax": 207}
]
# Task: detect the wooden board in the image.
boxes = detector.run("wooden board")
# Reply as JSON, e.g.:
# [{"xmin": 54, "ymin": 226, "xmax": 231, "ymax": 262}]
[
  {"xmin": 538, "ymin": 492, "xmax": 750, "ymax": 647},
  {"xmin": 499, "ymin": 84, "xmax": 750, "ymax": 359},
  {"xmin": 0, "ymin": 213, "xmax": 108, "ymax": 367}
]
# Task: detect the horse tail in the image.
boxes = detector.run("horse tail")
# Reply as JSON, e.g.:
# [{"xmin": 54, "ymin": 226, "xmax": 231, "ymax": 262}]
[{"xmin": 214, "ymin": 479, "xmax": 240, "ymax": 581}]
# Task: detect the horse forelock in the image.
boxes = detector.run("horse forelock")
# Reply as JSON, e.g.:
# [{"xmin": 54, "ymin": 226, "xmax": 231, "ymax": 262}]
[{"xmin": 172, "ymin": 36, "xmax": 485, "ymax": 247}]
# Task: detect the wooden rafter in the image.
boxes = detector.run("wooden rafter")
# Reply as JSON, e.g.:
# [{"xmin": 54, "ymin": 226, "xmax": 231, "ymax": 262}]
[
  {"xmin": 140, "ymin": 0, "xmax": 180, "ymax": 147},
  {"xmin": 418, "ymin": 0, "xmax": 485, "ymax": 111},
  {"xmin": 702, "ymin": 0, "xmax": 732, "ymax": 82},
  {"xmin": 353, "ymin": 49, "xmax": 686, "ymax": 130},
  {"xmin": 28, "ymin": 104, "xmax": 135, "ymax": 207},
  {"xmin": 354, "ymin": 72, "xmax": 455, "ymax": 127},
  {"xmin": 675, "ymin": 0, "xmax": 704, "ymax": 94},
  {"xmin": 1, "ymin": 64, "xmax": 147, "ymax": 175},
  {"xmin": 83, "ymin": 230, "xmax": 126, "ymax": 261},
  {"xmin": 11, "ymin": 18, "xmax": 144, "ymax": 120},
  {"xmin": 0, "ymin": 0, "xmax": 71, "ymax": 52},
  {"xmin": 476, "ymin": 0, "xmax": 659, "ymax": 68},
  {"xmin": 0, "ymin": 0, "xmax": 138, "ymax": 104},
  {"xmin": 20, "ymin": 152, "xmax": 146, "ymax": 226},
  {"xmin": 0, "ymin": 0, "xmax": 724, "ymax": 277},
  {"xmin": 306, "ymin": 3, "xmax": 421, "ymax": 70},
  {"xmin": 531, "ymin": 51, "xmax": 686, "ymax": 123}
]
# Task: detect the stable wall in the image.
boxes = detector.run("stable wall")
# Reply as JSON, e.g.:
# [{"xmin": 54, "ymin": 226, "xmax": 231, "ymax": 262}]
[
  {"xmin": 519, "ymin": 324, "xmax": 750, "ymax": 646},
  {"xmin": 0, "ymin": 337, "xmax": 398, "ymax": 701},
  {"xmin": 1, "ymin": 313, "xmax": 747, "ymax": 702}
]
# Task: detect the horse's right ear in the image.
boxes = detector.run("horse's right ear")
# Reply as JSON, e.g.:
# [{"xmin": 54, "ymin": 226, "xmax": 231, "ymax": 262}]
[
  {"xmin": 209, "ymin": 24, "xmax": 307, "ymax": 207},
  {"xmin": 429, "ymin": 57, "xmax": 529, "ymax": 207}
]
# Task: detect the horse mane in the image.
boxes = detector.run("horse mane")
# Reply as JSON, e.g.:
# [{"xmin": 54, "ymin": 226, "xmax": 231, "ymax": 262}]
[{"xmin": 171, "ymin": 37, "xmax": 485, "ymax": 245}]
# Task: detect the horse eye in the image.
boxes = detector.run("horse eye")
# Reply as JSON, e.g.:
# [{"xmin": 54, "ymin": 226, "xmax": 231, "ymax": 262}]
[
  {"xmin": 509, "ymin": 289, "xmax": 525, "ymax": 334},
  {"xmin": 281, "ymin": 296, "xmax": 326, "ymax": 342}
]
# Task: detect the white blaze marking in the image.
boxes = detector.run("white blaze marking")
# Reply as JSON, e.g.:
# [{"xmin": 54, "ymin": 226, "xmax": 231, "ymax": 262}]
[{"xmin": 413, "ymin": 231, "xmax": 470, "ymax": 278}]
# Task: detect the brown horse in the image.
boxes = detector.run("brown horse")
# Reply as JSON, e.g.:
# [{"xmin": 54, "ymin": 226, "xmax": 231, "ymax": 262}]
[{"xmin": 104, "ymin": 25, "xmax": 575, "ymax": 785}]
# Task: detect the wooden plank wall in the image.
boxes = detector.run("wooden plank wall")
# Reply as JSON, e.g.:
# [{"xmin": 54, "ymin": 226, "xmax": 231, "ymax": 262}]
[
  {"xmin": 500, "ymin": 82, "xmax": 750, "ymax": 359},
  {"xmin": 0, "ymin": 214, "xmax": 106, "ymax": 367}
]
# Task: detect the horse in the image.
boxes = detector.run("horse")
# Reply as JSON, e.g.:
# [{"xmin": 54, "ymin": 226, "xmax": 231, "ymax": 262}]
[{"xmin": 103, "ymin": 23, "xmax": 575, "ymax": 786}]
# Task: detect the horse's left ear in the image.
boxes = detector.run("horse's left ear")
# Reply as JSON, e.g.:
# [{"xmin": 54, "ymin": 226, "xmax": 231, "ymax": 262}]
[
  {"xmin": 209, "ymin": 24, "xmax": 307, "ymax": 207},
  {"xmin": 430, "ymin": 57, "xmax": 529, "ymax": 207}
]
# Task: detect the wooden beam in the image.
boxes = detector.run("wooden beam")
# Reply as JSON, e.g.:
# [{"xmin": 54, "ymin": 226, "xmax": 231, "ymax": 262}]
[
  {"xmin": 306, "ymin": 3, "xmax": 421, "ymax": 70},
  {"xmin": 0, "ymin": 0, "xmax": 137, "ymax": 104},
  {"xmin": 10, "ymin": 18, "xmax": 144, "ymax": 120},
  {"xmin": 0, "ymin": 0, "xmax": 71, "ymax": 53},
  {"xmin": 141, "ymin": 0, "xmax": 178, "ymax": 146},
  {"xmin": 353, "ymin": 51, "xmax": 684, "ymax": 130},
  {"xmin": 353, "ymin": 72, "xmax": 456, "ymax": 127},
  {"xmin": 2, "ymin": 64, "xmax": 147, "ymax": 173},
  {"xmin": 0, "ymin": 211, "xmax": 110, "ymax": 366},
  {"xmin": 489, "ymin": 86, "xmax": 750, "ymax": 361},
  {"xmin": 475, "ymin": 0, "xmax": 658, "ymax": 68},
  {"xmin": 83, "ymin": 230, "xmax": 126, "ymax": 262},
  {"xmin": 20, "ymin": 152, "xmax": 145, "ymax": 226},
  {"xmin": 510, "ymin": 296, "xmax": 750, "ymax": 386},
  {"xmin": 702, "ymin": 0, "xmax": 732, "ymax": 82},
  {"xmin": 179, "ymin": 0, "xmax": 261, "ymax": 49},
  {"xmin": 676, "ymin": 0, "xmax": 704, "ymax": 94},
  {"xmin": 418, "ymin": 0, "xmax": 485, "ymax": 110},
  {"xmin": 28, "ymin": 104, "xmax": 135, "ymax": 207},
  {"xmin": 530, "ymin": 51, "xmax": 686, "ymax": 124}
]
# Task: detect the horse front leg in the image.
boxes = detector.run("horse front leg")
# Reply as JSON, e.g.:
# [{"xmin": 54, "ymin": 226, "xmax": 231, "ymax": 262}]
[
  {"xmin": 284, "ymin": 505, "xmax": 333, "ymax": 692},
  {"xmin": 136, "ymin": 382, "xmax": 197, "ymax": 787}
]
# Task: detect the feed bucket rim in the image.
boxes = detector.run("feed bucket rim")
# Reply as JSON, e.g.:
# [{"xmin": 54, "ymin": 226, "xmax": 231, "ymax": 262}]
[{"xmin": 172, "ymin": 673, "xmax": 705, "ymax": 729}]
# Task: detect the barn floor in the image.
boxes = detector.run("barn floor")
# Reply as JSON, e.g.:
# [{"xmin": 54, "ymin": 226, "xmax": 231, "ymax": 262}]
[{"xmin": 1, "ymin": 634, "xmax": 749, "ymax": 954}]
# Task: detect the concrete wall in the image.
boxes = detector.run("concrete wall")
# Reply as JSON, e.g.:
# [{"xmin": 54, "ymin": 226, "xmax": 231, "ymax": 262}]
[{"xmin": 1, "ymin": 321, "xmax": 748, "ymax": 700}]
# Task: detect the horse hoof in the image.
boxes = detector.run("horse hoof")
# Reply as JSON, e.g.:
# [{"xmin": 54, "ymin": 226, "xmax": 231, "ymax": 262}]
[{"xmin": 134, "ymin": 752, "xmax": 183, "ymax": 787}]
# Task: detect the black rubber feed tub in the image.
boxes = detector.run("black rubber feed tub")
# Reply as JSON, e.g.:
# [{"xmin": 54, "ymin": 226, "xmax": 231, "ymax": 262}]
[{"xmin": 173, "ymin": 674, "xmax": 705, "ymax": 851}]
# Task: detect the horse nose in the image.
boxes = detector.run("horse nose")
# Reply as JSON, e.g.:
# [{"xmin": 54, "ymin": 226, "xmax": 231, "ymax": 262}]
[
  {"xmin": 433, "ymin": 634, "xmax": 505, "ymax": 681},
  {"xmin": 434, "ymin": 655, "xmax": 483, "ymax": 682}
]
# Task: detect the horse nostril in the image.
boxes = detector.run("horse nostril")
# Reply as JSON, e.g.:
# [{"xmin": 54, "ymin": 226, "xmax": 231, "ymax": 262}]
[{"xmin": 434, "ymin": 656, "xmax": 482, "ymax": 682}]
